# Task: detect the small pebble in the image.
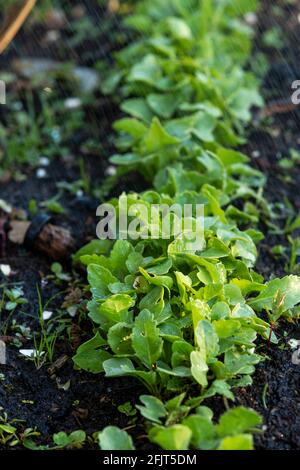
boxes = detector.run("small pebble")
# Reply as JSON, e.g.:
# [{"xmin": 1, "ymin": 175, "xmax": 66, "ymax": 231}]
[
  {"xmin": 42, "ymin": 311, "xmax": 53, "ymax": 321},
  {"xmin": 271, "ymin": 127, "xmax": 281, "ymax": 137},
  {"xmin": 0, "ymin": 340, "xmax": 6, "ymax": 365},
  {"xmin": 67, "ymin": 306, "xmax": 78, "ymax": 317},
  {"xmin": 0, "ymin": 199, "xmax": 12, "ymax": 213},
  {"xmin": 36, "ymin": 168, "xmax": 47, "ymax": 179},
  {"xmin": 0, "ymin": 264, "xmax": 11, "ymax": 276},
  {"xmin": 251, "ymin": 150, "xmax": 261, "ymax": 159},
  {"xmin": 105, "ymin": 165, "xmax": 117, "ymax": 176},
  {"xmin": 288, "ymin": 338, "xmax": 300, "ymax": 349},
  {"xmin": 50, "ymin": 128, "xmax": 61, "ymax": 143},
  {"xmin": 19, "ymin": 349, "xmax": 45, "ymax": 358},
  {"xmin": 244, "ymin": 12, "xmax": 257, "ymax": 25},
  {"xmin": 64, "ymin": 97, "xmax": 82, "ymax": 109},
  {"xmin": 44, "ymin": 30, "xmax": 61, "ymax": 44},
  {"xmin": 76, "ymin": 190, "xmax": 84, "ymax": 198},
  {"xmin": 39, "ymin": 156, "xmax": 50, "ymax": 167},
  {"xmin": 41, "ymin": 278, "xmax": 48, "ymax": 288}
]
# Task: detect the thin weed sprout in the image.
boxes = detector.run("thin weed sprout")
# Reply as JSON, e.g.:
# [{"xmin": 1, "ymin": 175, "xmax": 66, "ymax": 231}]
[
  {"xmin": 0, "ymin": 410, "xmax": 40, "ymax": 447},
  {"xmin": 0, "ymin": 283, "xmax": 28, "ymax": 336},
  {"xmin": 32, "ymin": 286, "xmax": 63, "ymax": 368}
]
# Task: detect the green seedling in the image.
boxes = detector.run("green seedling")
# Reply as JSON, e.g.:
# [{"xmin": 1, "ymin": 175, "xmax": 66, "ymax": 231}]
[
  {"xmin": 0, "ymin": 412, "xmax": 39, "ymax": 448},
  {"xmin": 0, "ymin": 286, "xmax": 28, "ymax": 336},
  {"xmin": 41, "ymin": 195, "xmax": 65, "ymax": 215},
  {"xmin": 118, "ymin": 402, "xmax": 137, "ymax": 417},
  {"xmin": 50, "ymin": 263, "xmax": 71, "ymax": 282}
]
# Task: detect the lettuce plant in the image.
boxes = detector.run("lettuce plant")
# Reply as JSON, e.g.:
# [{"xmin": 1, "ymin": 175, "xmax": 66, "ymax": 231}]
[
  {"xmin": 73, "ymin": 0, "xmax": 300, "ymax": 450},
  {"xmin": 99, "ymin": 401, "xmax": 262, "ymax": 450}
]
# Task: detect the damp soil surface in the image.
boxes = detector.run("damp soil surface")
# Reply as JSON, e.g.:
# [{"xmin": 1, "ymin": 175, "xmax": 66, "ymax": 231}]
[{"xmin": 1, "ymin": 0, "xmax": 300, "ymax": 451}]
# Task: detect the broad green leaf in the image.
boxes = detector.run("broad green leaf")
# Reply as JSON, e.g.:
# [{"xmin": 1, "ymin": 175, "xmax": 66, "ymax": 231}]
[
  {"xmin": 167, "ymin": 17, "xmax": 193, "ymax": 41},
  {"xmin": 126, "ymin": 252, "xmax": 145, "ymax": 273},
  {"xmin": 249, "ymin": 275, "xmax": 300, "ymax": 312},
  {"xmin": 99, "ymin": 426, "xmax": 135, "ymax": 450},
  {"xmin": 229, "ymin": 88, "xmax": 263, "ymax": 121},
  {"xmin": 217, "ymin": 148, "xmax": 249, "ymax": 167},
  {"xmin": 202, "ymin": 185, "xmax": 227, "ymax": 223},
  {"xmin": 224, "ymin": 350, "xmax": 261, "ymax": 376},
  {"xmin": 128, "ymin": 54, "xmax": 161, "ymax": 86},
  {"xmin": 231, "ymin": 303, "xmax": 256, "ymax": 318},
  {"xmin": 142, "ymin": 118, "xmax": 179, "ymax": 153},
  {"xmin": 211, "ymin": 301, "xmax": 231, "ymax": 320},
  {"xmin": 136, "ymin": 395, "xmax": 167, "ymax": 424},
  {"xmin": 107, "ymin": 323, "xmax": 134, "ymax": 355},
  {"xmin": 218, "ymin": 434, "xmax": 253, "ymax": 450},
  {"xmin": 121, "ymin": 98, "xmax": 154, "ymax": 122},
  {"xmin": 101, "ymin": 70, "xmax": 123, "ymax": 95},
  {"xmin": 224, "ymin": 284, "xmax": 244, "ymax": 305},
  {"xmin": 0, "ymin": 424, "xmax": 16, "ymax": 434},
  {"xmin": 139, "ymin": 266, "xmax": 173, "ymax": 290},
  {"xmin": 199, "ymin": 238, "xmax": 230, "ymax": 258},
  {"xmin": 195, "ymin": 320, "xmax": 219, "ymax": 361},
  {"xmin": 73, "ymin": 332, "xmax": 110, "ymax": 372},
  {"xmin": 147, "ymin": 258, "xmax": 173, "ymax": 275},
  {"xmin": 75, "ymin": 332, "xmax": 106, "ymax": 352},
  {"xmin": 175, "ymin": 271, "xmax": 193, "ymax": 304},
  {"xmin": 103, "ymin": 357, "xmax": 135, "ymax": 376},
  {"xmin": 217, "ymin": 407, "xmax": 262, "ymax": 437},
  {"xmin": 157, "ymin": 363, "xmax": 191, "ymax": 377},
  {"xmin": 103, "ymin": 357, "xmax": 157, "ymax": 389},
  {"xmin": 183, "ymin": 415, "xmax": 217, "ymax": 450},
  {"xmin": 88, "ymin": 264, "xmax": 117, "ymax": 300},
  {"xmin": 110, "ymin": 240, "xmax": 134, "ymax": 278},
  {"xmin": 147, "ymin": 93, "xmax": 180, "ymax": 119},
  {"xmin": 213, "ymin": 319, "xmax": 241, "ymax": 338},
  {"xmin": 139, "ymin": 286, "xmax": 165, "ymax": 316},
  {"xmin": 114, "ymin": 118, "xmax": 147, "ymax": 139},
  {"xmin": 99, "ymin": 294, "xmax": 135, "ymax": 324},
  {"xmin": 132, "ymin": 310, "xmax": 163, "ymax": 368},
  {"xmin": 110, "ymin": 153, "xmax": 141, "ymax": 166},
  {"xmin": 190, "ymin": 350, "xmax": 208, "ymax": 387},
  {"xmin": 166, "ymin": 393, "xmax": 186, "ymax": 411},
  {"xmin": 191, "ymin": 299, "xmax": 211, "ymax": 332},
  {"xmin": 193, "ymin": 113, "xmax": 217, "ymax": 142},
  {"xmin": 203, "ymin": 379, "xmax": 235, "ymax": 401},
  {"xmin": 172, "ymin": 340, "xmax": 194, "ymax": 368},
  {"xmin": 73, "ymin": 239, "xmax": 111, "ymax": 262},
  {"xmin": 53, "ymin": 431, "xmax": 86, "ymax": 449},
  {"xmin": 150, "ymin": 425, "xmax": 192, "ymax": 450}
]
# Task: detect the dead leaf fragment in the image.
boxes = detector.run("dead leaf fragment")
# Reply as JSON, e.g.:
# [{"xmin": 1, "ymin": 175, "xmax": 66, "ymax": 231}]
[
  {"xmin": 8, "ymin": 221, "xmax": 31, "ymax": 244},
  {"xmin": 47, "ymin": 354, "xmax": 69, "ymax": 376}
]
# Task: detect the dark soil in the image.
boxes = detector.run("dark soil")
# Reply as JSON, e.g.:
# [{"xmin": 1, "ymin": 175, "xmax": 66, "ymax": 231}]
[
  {"xmin": 1, "ymin": 0, "xmax": 300, "ymax": 451},
  {"xmin": 0, "ymin": 0, "xmax": 147, "ymax": 450},
  {"xmin": 238, "ymin": 0, "xmax": 300, "ymax": 449}
]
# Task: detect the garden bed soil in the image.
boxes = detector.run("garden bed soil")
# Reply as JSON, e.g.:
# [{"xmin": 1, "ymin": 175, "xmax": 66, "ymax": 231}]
[{"xmin": 1, "ymin": 0, "xmax": 300, "ymax": 450}]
